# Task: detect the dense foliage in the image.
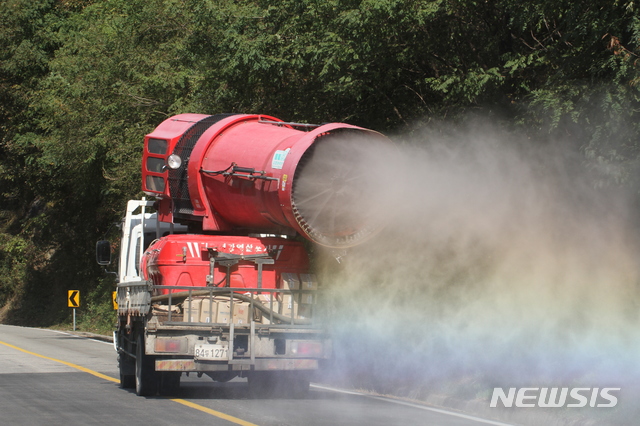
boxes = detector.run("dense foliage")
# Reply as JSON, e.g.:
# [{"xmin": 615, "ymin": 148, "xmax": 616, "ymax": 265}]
[{"xmin": 1, "ymin": 0, "xmax": 639, "ymax": 329}]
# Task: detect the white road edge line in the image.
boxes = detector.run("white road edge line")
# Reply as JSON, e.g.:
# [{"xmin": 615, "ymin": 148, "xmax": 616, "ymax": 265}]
[
  {"xmin": 43, "ymin": 328, "xmax": 113, "ymax": 345},
  {"xmin": 310, "ymin": 384, "xmax": 514, "ymax": 426},
  {"xmin": 88, "ymin": 338, "xmax": 112, "ymax": 345}
]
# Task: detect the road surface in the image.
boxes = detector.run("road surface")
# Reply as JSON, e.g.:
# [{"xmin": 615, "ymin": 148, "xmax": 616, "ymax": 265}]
[{"xmin": 0, "ymin": 324, "xmax": 512, "ymax": 426}]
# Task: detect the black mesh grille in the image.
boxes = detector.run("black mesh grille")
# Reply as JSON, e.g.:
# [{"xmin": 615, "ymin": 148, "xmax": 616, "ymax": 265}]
[{"xmin": 168, "ymin": 114, "xmax": 237, "ymax": 218}]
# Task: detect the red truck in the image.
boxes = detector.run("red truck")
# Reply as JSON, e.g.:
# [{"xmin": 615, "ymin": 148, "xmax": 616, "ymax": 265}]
[{"xmin": 96, "ymin": 114, "xmax": 390, "ymax": 396}]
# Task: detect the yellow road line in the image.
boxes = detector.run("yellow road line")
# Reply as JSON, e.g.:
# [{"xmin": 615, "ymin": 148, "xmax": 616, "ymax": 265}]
[
  {"xmin": 172, "ymin": 398, "xmax": 258, "ymax": 426},
  {"xmin": 0, "ymin": 339, "xmax": 258, "ymax": 426},
  {"xmin": 0, "ymin": 339, "xmax": 118, "ymax": 383}
]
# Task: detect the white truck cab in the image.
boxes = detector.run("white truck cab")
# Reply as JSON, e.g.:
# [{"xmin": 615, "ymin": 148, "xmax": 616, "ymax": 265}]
[{"xmin": 107, "ymin": 199, "xmax": 186, "ymax": 283}]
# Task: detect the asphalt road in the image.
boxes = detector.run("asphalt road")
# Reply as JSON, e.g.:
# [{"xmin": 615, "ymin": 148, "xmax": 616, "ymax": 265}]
[{"xmin": 0, "ymin": 324, "xmax": 512, "ymax": 426}]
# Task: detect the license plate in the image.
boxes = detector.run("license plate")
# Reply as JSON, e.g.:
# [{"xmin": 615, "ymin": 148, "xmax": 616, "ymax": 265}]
[{"xmin": 194, "ymin": 344, "xmax": 229, "ymax": 360}]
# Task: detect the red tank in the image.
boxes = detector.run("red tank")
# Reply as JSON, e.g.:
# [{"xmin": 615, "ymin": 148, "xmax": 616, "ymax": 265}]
[
  {"xmin": 141, "ymin": 114, "xmax": 391, "ymax": 248},
  {"xmin": 142, "ymin": 234, "xmax": 310, "ymax": 295}
]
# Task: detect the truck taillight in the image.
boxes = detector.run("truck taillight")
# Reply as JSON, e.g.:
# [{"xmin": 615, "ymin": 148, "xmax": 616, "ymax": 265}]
[
  {"xmin": 154, "ymin": 337, "xmax": 187, "ymax": 353},
  {"xmin": 290, "ymin": 341, "xmax": 323, "ymax": 357}
]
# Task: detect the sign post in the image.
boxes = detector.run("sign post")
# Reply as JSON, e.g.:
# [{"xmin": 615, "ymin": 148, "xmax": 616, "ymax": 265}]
[{"xmin": 68, "ymin": 290, "xmax": 80, "ymax": 331}]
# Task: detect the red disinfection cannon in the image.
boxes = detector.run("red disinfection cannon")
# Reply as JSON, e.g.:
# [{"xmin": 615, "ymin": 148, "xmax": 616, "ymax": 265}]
[{"xmin": 142, "ymin": 113, "xmax": 391, "ymax": 248}]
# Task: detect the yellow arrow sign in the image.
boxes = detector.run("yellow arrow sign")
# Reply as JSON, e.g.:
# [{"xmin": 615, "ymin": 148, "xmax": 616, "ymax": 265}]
[
  {"xmin": 68, "ymin": 290, "xmax": 80, "ymax": 308},
  {"xmin": 112, "ymin": 291, "xmax": 118, "ymax": 310}
]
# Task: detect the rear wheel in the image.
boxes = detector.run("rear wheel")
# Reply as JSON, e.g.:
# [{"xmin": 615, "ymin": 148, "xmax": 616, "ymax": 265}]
[
  {"xmin": 117, "ymin": 332, "xmax": 135, "ymax": 389},
  {"xmin": 135, "ymin": 334, "xmax": 158, "ymax": 396},
  {"xmin": 119, "ymin": 355, "xmax": 135, "ymax": 389}
]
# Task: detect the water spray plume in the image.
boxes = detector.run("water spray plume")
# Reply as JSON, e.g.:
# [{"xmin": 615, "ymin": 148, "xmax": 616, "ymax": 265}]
[{"xmin": 311, "ymin": 119, "xmax": 640, "ymax": 415}]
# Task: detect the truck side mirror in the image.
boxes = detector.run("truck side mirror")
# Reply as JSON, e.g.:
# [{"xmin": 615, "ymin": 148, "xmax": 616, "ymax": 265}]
[{"xmin": 96, "ymin": 240, "xmax": 112, "ymax": 266}]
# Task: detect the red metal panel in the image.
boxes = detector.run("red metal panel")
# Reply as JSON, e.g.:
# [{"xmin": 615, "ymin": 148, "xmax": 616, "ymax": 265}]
[
  {"xmin": 186, "ymin": 114, "xmax": 285, "ymax": 230},
  {"xmin": 198, "ymin": 116, "xmax": 302, "ymax": 231},
  {"xmin": 144, "ymin": 234, "xmax": 309, "ymax": 295}
]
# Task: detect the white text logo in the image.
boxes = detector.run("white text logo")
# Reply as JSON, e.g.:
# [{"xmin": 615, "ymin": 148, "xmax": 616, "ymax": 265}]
[{"xmin": 490, "ymin": 387, "xmax": 620, "ymax": 408}]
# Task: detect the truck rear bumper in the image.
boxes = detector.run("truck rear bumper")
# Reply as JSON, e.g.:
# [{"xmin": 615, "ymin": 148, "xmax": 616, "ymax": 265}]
[{"xmin": 155, "ymin": 358, "xmax": 318, "ymax": 372}]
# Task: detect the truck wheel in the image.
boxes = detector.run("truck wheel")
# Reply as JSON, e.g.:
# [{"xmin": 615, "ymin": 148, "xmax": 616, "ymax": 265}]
[
  {"xmin": 118, "ymin": 354, "xmax": 135, "ymax": 389},
  {"xmin": 120, "ymin": 369, "xmax": 136, "ymax": 389},
  {"xmin": 158, "ymin": 372, "xmax": 181, "ymax": 396},
  {"xmin": 135, "ymin": 334, "xmax": 158, "ymax": 396}
]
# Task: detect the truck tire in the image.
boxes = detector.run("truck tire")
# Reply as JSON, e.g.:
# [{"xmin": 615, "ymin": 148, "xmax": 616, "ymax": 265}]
[
  {"xmin": 118, "ymin": 354, "xmax": 135, "ymax": 389},
  {"xmin": 158, "ymin": 372, "xmax": 181, "ymax": 396},
  {"xmin": 135, "ymin": 334, "xmax": 158, "ymax": 396},
  {"xmin": 120, "ymin": 369, "xmax": 136, "ymax": 389}
]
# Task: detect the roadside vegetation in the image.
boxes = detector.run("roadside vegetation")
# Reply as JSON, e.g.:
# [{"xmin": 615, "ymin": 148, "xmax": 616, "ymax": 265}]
[{"xmin": 1, "ymin": 1, "xmax": 640, "ymax": 402}]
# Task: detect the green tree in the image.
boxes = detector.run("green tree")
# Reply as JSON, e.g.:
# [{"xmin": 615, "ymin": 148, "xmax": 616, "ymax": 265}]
[
  {"xmin": 1, "ymin": 0, "xmax": 640, "ymax": 327},
  {"xmin": 0, "ymin": 0, "xmax": 71, "ymax": 319}
]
